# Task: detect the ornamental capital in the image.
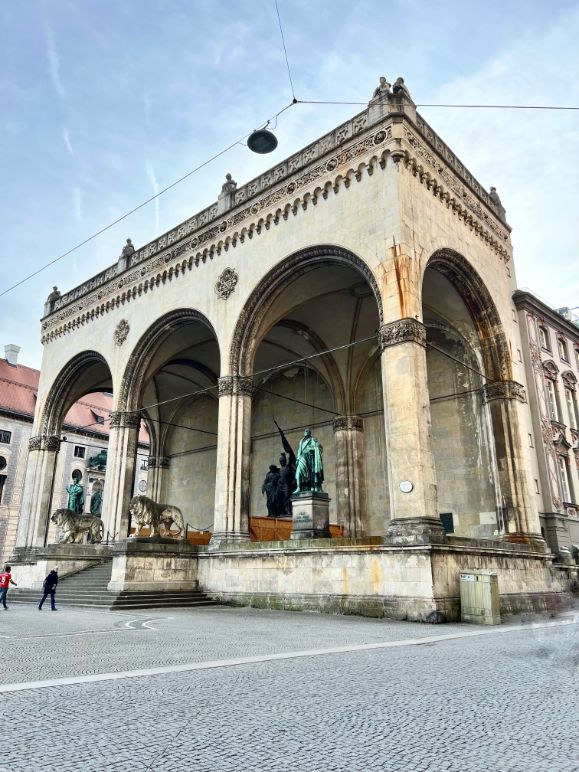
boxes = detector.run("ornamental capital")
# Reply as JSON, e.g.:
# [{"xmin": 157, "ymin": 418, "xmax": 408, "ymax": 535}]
[
  {"xmin": 217, "ymin": 375, "xmax": 254, "ymax": 397},
  {"xmin": 378, "ymin": 318, "xmax": 426, "ymax": 350},
  {"xmin": 147, "ymin": 456, "xmax": 170, "ymax": 469},
  {"xmin": 483, "ymin": 380, "xmax": 527, "ymax": 404},
  {"xmin": 332, "ymin": 415, "xmax": 364, "ymax": 433},
  {"xmin": 109, "ymin": 410, "xmax": 141, "ymax": 428}
]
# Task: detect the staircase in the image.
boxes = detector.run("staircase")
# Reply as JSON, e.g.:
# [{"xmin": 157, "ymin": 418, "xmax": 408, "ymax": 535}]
[{"xmin": 9, "ymin": 560, "xmax": 219, "ymax": 610}]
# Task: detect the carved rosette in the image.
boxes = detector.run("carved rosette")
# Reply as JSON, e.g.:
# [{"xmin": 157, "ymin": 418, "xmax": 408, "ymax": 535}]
[
  {"xmin": 217, "ymin": 375, "xmax": 254, "ymax": 397},
  {"xmin": 109, "ymin": 410, "xmax": 141, "ymax": 428},
  {"xmin": 147, "ymin": 456, "xmax": 170, "ymax": 469},
  {"xmin": 378, "ymin": 318, "xmax": 426, "ymax": 350},
  {"xmin": 483, "ymin": 381, "xmax": 527, "ymax": 404},
  {"xmin": 332, "ymin": 415, "xmax": 364, "ymax": 432},
  {"xmin": 113, "ymin": 319, "xmax": 130, "ymax": 346},
  {"xmin": 28, "ymin": 436, "xmax": 42, "ymax": 451},
  {"xmin": 215, "ymin": 268, "xmax": 238, "ymax": 300}
]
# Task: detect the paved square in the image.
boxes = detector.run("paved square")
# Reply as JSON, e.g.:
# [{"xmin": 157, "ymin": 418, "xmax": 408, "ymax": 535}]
[{"xmin": 1, "ymin": 603, "xmax": 578, "ymax": 771}]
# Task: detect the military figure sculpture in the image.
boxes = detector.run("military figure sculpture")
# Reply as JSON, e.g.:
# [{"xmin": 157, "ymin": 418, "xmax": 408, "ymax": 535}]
[
  {"xmin": 294, "ymin": 429, "xmax": 324, "ymax": 494},
  {"xmin": 66, "ymin": 474, "xmax": 84, "ymax": 514}
]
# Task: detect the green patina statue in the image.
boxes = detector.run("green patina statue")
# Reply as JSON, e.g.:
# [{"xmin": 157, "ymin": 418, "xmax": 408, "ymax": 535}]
[
  {"xmin": 66, "ymin": 474, "xmax": 84, "ymax": 514},
  {"xmin": 293, "ymin": 428, "xmax": 324, "ymax": 494}
]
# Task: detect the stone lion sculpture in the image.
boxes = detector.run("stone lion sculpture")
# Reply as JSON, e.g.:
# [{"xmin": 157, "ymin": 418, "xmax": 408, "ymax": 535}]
[
  {"xmin": 128, "ymin": 495, "xmax": 186, "ymax": 539},
  {"xmin": 50, "ymin": 509, "xmax": 104, "ymax": 544}
]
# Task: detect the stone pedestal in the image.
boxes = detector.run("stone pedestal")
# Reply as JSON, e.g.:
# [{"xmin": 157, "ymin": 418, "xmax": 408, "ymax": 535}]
[
  {"xmin": 291, "ymin": 493, "xmax": 330, "ymax": 540},
  {"xmin": 108, "ymin": 537, "xmax": 200, "ymax": 593}
]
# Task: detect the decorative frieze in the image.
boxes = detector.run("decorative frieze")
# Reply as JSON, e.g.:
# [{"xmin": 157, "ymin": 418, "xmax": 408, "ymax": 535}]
[
  {"xmin": 332, "ymin": 416, "xmax": 364, "ymax": 432},
  {"xmin": 483, "ymin": 380, "xmax": 527, "ymax": 404},
  {"xmin": 109, "ymin": 411, "xmax": 141, "ymax": 429},
  {"xmin": 217, "ymin": 376, "xmax": 254, "ymax": 398},
  {"xmin": 378, "ymin": 318, "xmax": 426, "ymax": 350}
]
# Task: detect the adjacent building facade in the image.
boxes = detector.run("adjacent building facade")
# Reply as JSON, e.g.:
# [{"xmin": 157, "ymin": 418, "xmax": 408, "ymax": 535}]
[{"xmin": 514, "ymin": 293, "xmax": 579, "ymax": 557}]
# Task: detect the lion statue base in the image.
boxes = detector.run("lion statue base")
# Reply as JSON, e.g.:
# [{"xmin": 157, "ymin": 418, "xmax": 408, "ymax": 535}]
[
  {"xmin": 50, "ymin": 509, "xmax": 104, "ymax": 544},
  {"xmin": 128, "ymin": 495, "xmax": 186, "ymax": 539}
]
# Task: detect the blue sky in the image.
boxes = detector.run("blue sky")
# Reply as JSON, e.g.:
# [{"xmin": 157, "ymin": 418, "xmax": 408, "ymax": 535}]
[{"xmin": 1, "ymin": 0, "xmax": 578, "ymax": 368}]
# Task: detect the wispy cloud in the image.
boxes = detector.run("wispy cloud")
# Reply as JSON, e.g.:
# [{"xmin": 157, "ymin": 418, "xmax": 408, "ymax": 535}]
[
  {"xmin": 62, "ymin": 127, "xmax": 73, "ymax": 156},
  {"xmin": 44, "ymin": 23, "xmax": 66, "ymax": 99},
  {"xmin": 145, "ymin": 159, "xmax": 160, "ymax": 233}
]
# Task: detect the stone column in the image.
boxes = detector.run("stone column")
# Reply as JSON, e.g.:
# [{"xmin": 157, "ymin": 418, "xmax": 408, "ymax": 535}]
[
  {"xmin": 332, "ymin": 416, "xmax": 365, "ymax": 537},
  {"xmin": 211, "ymin": 376, "xmax": 252, "ymax": 546},
  {"xmin": 379, "ymin": 319, "xmax": 443, "ymax": 544},
  {"xmin": 483, "ymin": 381, "xmax": 543, "ymax": 541},
  {"xmin": 147, "ymin": 456, "xmax": 170, "ymax": 503},
  {"xmin": 15, "ymin": 435, "xmax": 61, "ymax": 551},
  {"xmin": 101, "ymin": 411, "xmax": 140, "ymax": 540}
]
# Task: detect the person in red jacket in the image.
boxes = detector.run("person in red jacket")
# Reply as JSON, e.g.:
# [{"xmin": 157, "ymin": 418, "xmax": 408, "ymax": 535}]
[{"xmin": 0, "ymin": 565, "xmax": 17, "ymax": 610}]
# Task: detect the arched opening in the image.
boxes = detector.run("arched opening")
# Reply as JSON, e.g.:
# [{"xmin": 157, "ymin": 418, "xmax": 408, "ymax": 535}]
[
  {"xmin": 423, "ymin": 251, "xmax": 510, "ymax": 538},
  {"xmin": 121, "ymin": 311, "xmax": 220, "ymax": 533},
  {"xmin": 39, "ymin": 352, "xmax": 146, "ymax": 544},
  {"xmin": 232, "ymin": 246, "xmax": 384, "ymax": 536}
]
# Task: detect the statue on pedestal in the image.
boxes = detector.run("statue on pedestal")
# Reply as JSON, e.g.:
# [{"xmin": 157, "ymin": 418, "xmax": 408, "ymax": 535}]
[
  {"xmin": 294, "ymin": 428, "xmax": 324, "ymax": 494},
  {"xmin": 66, "ymin": 474, "xmax": 84, "ymax": 514},
  {"xmin": 370, "ymin": 76, "xmax": 391, "ymax": 102},
  {"xmin": 90, "ymin": 487, "xmax": 103, "ymax": 516},
  {"xmin": 261, "ymin": 465, "xmax": 281, "ymax": 517},
  {"xmin": 120, "ymin": 238, "xmax": 135, "ymax": 259},
  {"xmin": 275, "ymin": 421, "xmax": 296, "ymax": 515}
]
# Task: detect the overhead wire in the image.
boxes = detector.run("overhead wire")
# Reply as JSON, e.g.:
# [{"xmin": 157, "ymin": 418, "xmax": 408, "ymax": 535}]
[{"xmin": 274, "ymin": 0, "xmax": 296, "ymax": 102}]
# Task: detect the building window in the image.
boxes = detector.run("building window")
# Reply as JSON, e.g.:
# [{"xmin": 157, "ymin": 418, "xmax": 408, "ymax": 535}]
[
  {"xmin": 0, "ymin": 430, "xmax": 12, "ymax": 445},
  {"xmin": 140, "ymin": 459, "xmax": 148, "ymax": 471},
  {"xmin": 0, "ymin": 456, "xmax": 6, "ymax": 470},
  {"xmin": 534, "ymin": 479, "xmax": 540, "ymax": 494},
  {"xmin": 546, "ymin": 380, "xmax": 559, "ymax": 421},
  {"xmin": 565, "ymin": 389, "xmax": 579, "ymax": 429},
  {"xmin": 528, "ymin": 433, "xmax": 534, "ymax": 448},
  {"xmin": 73, "ymin": 446, "xmax": 86, "ymax": 459},
  {"xmin": 539, "ymin": 326, "xmax": 550, "ymax": 350},
  {"xmin": 0, "ymin": 474, "xmax": 6, "ymax": 504},
  {"xmin": 557, "ymin": 338, "xmax": 569, "ymax": 362},
  {"xmin": 439, "ymin": 512, "xmax": 454, "ymax": 534},
  {"xmin": 558, "ymin": 456, "xmax": 571, "ymax": 503}
]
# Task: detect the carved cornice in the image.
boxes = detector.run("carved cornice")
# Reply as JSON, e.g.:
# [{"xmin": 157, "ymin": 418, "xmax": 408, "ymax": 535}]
[
  {"xmin": 378, "ymin": 318, "xmax": 426, "ymax": 350},
  {"xmin": 217, "ymin": 375, "xmax": 254, "ymax": 398},
  {"xmin": 402, "ymin": 127, "xmax": 510, "ymax": 260},
  {"xmin": 332, "ymin": 415, "xmax": 364, "ymax": 432},
  {"xmin": 41, "ymin": 123, "xmax": 392, "ymax": 344},
  {"xmin": 41, "ymin": 102, "xmax": 509, "ymax": 344},
  {"xmin": 109, "ymin": 410, "xmax": 141, "ymax": 429},
  {"xmin": 483, "ymin": 380, "xmax": 527, "ymax": 404}
]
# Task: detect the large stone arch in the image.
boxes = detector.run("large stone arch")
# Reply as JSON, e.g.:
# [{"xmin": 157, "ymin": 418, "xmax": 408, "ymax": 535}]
[
  {"xmin": 229, "ymin": 245, "xmax": 383, "ymax": 377},
  {"xmin": 425, "ymin": 249, "xmax": 512, "ymax": 382},
  {"xmin": 40, "ymin": 350, "xmax": 112, "ymax": 437},
  {"xmin": 118, "ymin": 309, "xmax": 219, "ymax": 413}
]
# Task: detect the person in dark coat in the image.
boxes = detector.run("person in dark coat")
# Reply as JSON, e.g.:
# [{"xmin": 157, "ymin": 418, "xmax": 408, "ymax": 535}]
[{"xmin": 38, "ymin": 568, "xmax": 58, "ymax": 611}]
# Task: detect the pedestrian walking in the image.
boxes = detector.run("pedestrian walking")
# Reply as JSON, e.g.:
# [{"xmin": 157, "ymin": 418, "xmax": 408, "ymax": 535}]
[
  {"xmin": 38, "ymin": 568, "xmax": 58, "ymax": 611},
  {"xmin": 0, "ymin": 565, "xmax": 17, "ymax": 610}
]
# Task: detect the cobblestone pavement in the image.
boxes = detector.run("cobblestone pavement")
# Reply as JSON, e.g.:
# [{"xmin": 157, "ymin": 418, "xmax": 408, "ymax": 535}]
[{"xmin": 2, "ymin": 605, "xmax": 579, "ymax": 771}]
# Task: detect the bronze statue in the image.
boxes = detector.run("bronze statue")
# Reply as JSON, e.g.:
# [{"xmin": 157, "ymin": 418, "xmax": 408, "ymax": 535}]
[
  {"xmin": 89, "ymin": 487, "xmax": 102, "ymax": 516},
  {"xmin": 274, "ymin": 420, "xmax": 296, "ymax": 515},
  {"xmin": 294, "ymin": 428, "xmax": 324, "ymax": 494},
  {"xmin": 262, "ymin": 465, "xmax": 281, "ymax": 517},
  {"xmin": 66, "ymin": 473, "xmax": 84, "ymax": 514}
]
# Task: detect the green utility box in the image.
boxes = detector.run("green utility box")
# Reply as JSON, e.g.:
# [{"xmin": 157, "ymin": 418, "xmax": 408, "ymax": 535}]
[{"xmin": 459, "ymin": 570, "xmax": 501, "ymax": 625}]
